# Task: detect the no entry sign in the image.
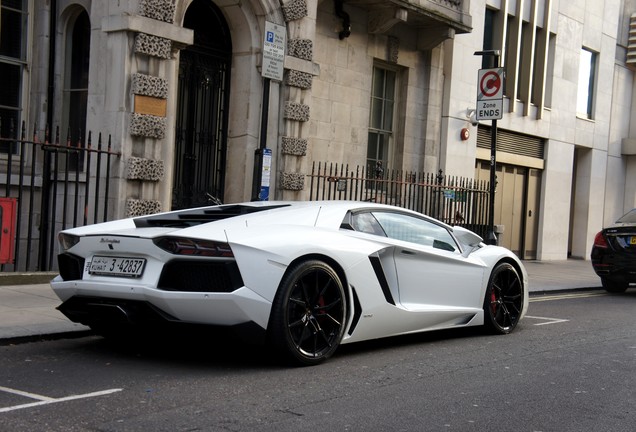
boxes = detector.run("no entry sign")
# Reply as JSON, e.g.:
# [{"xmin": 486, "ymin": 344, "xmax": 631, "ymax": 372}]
[{"xmin": 476, "ymin": 67, "xmax": 504, "ymax": 120}]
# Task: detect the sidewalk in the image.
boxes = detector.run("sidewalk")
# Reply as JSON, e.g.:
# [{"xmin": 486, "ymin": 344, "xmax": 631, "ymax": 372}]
[
  {"xmin": 0, "ymin": 259, "xmax": 602, "ymax": 341},
  {"xmin": 523, "ymin": 259, "xmax": 601, "ymax": 292}
]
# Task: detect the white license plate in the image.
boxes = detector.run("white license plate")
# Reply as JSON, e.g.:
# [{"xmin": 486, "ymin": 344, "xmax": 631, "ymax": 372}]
[{"xmin": 89, "ymin": 256, "xmax": 146, "ymax": 277}]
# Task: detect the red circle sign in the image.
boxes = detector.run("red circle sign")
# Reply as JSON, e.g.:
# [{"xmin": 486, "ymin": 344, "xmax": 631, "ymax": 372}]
[{"xmin": 480, "ymin": 71, "xmax": 502, "ymax": 98}]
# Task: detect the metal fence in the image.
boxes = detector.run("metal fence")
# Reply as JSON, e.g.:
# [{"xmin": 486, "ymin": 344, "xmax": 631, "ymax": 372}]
[
  {"xmin": 0, "ymin": 121, "xmax": 120, "ymax": 272},
  {"xmin": 308, "ymin": 161, "xmax": 491, "ymax": 237}
]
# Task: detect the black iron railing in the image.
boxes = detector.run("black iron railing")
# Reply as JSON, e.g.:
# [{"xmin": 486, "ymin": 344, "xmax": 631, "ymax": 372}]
[
  {"xmin": 0, "ymin": 121, "xmax": 120, "ymax": 272},
  {"xmin": 308, "ymin": 161, "xmax": 491, "ymax": 237}
]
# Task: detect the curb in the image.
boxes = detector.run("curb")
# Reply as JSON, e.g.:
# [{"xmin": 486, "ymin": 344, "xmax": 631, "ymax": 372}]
[
  {"xmin": 0, "ymin": 330, "xmax": 94, "ymax": 346},
  {"xmin": 0, "ymin": 272, "xmax": 58, "ymax": 286},
  {"xmin": 528, "ymin": 287, "xmax": 605, "ymax": 297}
]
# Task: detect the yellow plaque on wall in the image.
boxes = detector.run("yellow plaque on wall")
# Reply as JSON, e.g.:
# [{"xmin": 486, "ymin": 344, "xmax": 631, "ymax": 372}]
[{"xmin": 134, "ymin": 95, "xmax": 167, "ymax": 117}]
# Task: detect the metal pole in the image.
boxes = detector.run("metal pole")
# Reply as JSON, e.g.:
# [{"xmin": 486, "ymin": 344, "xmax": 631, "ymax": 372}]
[
  {"xmin": 486, "ymin": 53, "xmax": 501, "ymax": 245},
  {"xmin": 251, "ymin": 78, "xmax": 270, "ymax": 201},
  {"xmin": 474, "ymin": 50, "xmax": 501, "ymax": 245},
  {"xmin": 487, "ymin": 118, "xmax": 497, "ymax": 245}
]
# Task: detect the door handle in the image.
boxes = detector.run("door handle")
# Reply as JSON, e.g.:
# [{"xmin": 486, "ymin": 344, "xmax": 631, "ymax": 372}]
[{"xmin": 401, "ymin": 250, "xmax": 416, "ymax": 255}]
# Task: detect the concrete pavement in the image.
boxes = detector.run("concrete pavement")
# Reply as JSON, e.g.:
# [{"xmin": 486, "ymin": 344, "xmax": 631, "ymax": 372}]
[{"xmin": 0, "ymin": 259, "xmax": 603, "ymax": 341}]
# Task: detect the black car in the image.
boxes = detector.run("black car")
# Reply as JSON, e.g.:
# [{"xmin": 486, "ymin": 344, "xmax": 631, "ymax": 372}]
[{"xmin": 591, "ymin": 208, "xmax": 636, "ymax": 293}]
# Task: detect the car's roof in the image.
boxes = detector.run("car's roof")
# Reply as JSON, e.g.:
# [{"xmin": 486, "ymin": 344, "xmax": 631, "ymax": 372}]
[{"xmin": 132, "ymin": 200, "xmax": 449, "ymax": 230}]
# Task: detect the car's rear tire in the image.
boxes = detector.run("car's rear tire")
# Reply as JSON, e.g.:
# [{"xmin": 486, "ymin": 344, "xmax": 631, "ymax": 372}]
[
  {"xmin": 601, "ymin": 277, "xmax": 628, "ymax": 293},
  {"xmin": 483, "ymin": 262, "xmax": 523, "ymax": 334},
  {"xmin": 269, "ymin": 259, "xmax": 346, "ymax": 366}
]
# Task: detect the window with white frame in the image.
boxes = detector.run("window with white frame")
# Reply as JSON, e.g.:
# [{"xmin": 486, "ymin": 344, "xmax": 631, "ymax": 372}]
[
  {"xmin": 367, "ymin": 65, "xmax": 396, "ymax": 180},
  {"xmin": 577, "ymin": 48, "xmax": 597, "ymax": 119},
  {"xmin": 0, "ymin": 0, "xmax": 28, "ymax": 147}
]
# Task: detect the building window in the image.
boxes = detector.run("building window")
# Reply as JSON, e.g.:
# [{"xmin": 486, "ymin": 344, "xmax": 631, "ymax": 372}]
[
  {"xmin": 504, "ymin": 14, "xmax": 516, "ymax": 99},
  {"xmin": 577, "ymin": 48, "xmax": 597, "ymax": 119},
  {"xmin": 531, "ymin": 27, "xmax": 544, "ymax": 105},
  {"xmin": 544, "ymin": 33, "xmax": 556, "ymax": 109},
  {"xmin": 0, "ymin": 0, "xmax": 28, "ymax": 147},
  {"xmin": 517, "ymin": 22, "xmax": 531, "ymax": 101},
  {"xmin": 482, "ymin": 9, "xmax": 496, "ymax": 68},
  {"xmin": 62, "ymin": 9, "xmax": 91, "ymax": 170},
  {"xmin": 367, "ymin": 66, "xmax": 396, "ymax": 179}
]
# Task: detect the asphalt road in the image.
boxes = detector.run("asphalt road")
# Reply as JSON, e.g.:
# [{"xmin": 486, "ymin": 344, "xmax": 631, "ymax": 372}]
[{"xmin": 1, "ymin": 289, "xmax": 635, "ymax": 432}]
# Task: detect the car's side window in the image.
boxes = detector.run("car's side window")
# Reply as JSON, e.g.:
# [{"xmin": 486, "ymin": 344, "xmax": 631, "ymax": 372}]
[
  {"xmin": 350, "ymin": 212, "xmax": 387, "ymax": 236},
  {"xmin": 371, "ymin": 212, "xmax": 458, "ymax": 252}
]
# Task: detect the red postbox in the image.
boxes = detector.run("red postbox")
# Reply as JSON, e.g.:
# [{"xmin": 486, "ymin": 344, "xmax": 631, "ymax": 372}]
[{"xmin": 0, "ymin": 197, "xmax": 17, "ymax": 264}]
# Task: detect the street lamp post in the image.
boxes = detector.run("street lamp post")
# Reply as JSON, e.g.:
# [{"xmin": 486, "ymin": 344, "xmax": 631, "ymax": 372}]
[{"xmin": 474, "ymin": 50, "xmax": 501, "ymax": 246}]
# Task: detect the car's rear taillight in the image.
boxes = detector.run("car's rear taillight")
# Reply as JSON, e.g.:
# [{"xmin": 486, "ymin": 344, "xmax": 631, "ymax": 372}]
[
  {"xmin": 153, "ymin": 237, "xmax": 234, "ymax": 257},
  {"xmin": 58, "ymin": 233, "xmax": 80, "ymax": 251},
  {"xmin": 593, "ymin": 231, "xmax": 608, "ymax": 248}
]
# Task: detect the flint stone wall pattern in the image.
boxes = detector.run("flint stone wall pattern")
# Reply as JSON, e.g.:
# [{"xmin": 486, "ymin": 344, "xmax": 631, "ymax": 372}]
[
  {"xmin": 131, "ymin": 73, "xmax": 169, "ymax": 99},
  {"xmin": 287, "ymin": 38, "xmax": 313, "ymax": 61},
  {"xmin": 139, "ymin": 0, "xmax": 175, "ymax": 23},
  {"xmin": 130, "ymin": 113, "xmax": 167, "ymax": 139},
  {"xmin": 127, "ymin": 156, "xmax": 165, "ymax": 181},
  {"xmin": 281, "ymin": 172, "xmax": 305, "ymax": 190},
  {"xmin": 282, "ymin": 0, "xmax": 308, "ymax": 22},
  {"xmin": 443, "ymin": 0, "xmax": 463, "ymax": 7},
  {"xmin": 134, "ymin": 33, "xmax": 173, "ymax": 59},
  {"xmin": 126, "ymin": 198, "xmax": 162, "ymax": 217},
  {"xmin": 286, "ymin": 70, "xmax": 312, "ymax": 89},
  {"xmin": 388, "ymin": 36, "xmax": 399, "ymax": 63},
  {"xmin": 281, "ymin": 137, "xmax": 308, "ymax": 156},
  {"xmin": 284, "ymin": 102, "xmax": 310, "ymax": 122}
]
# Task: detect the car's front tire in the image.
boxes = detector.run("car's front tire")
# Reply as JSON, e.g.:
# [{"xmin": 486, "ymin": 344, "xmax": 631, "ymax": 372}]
[
  {"xmin": 269, "ymin": 259, "xmax": 346, "ymax": 366},
  {"xmin": 483, "ymin": 262, "xmax": 523, "ymax": 334}
]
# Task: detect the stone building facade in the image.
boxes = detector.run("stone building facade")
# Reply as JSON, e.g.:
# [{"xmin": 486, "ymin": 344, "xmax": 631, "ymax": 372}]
[{"xmin": 2, "ymin": 0, "xmax": 635, "ymax": 262}]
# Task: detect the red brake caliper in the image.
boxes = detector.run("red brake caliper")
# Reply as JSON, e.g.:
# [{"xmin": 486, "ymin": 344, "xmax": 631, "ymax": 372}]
[
  {"xmin": 490, "ymin": 289, "xmax": 498, "ymax": 315},
  {"xmin": 317, "ymin": 296, "xmax": 326, "ymax": 322}
]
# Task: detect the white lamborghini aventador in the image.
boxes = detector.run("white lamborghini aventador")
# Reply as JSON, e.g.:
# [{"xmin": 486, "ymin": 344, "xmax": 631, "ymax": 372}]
[{"xmin": 51, "ymin": 201, "xmax": 528, "ymax": 365}]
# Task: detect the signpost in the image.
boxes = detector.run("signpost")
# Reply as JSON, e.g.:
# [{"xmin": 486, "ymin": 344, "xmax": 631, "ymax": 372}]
[
  {"xmin": 476, "ymin": 67, "xmax": 503, "ymax": 121},
  {"xmin": 253, "ymin": 22, "xmax": 286, "ymax": 201},
  {"xmin": 474, "ymin": 51, "xmax": 502, "ymax": 245},
  {"xmin": 258, "ymin": 148, "xmax": 272, "ymax": 200},
  {"xmin": 262, "ymin": 21, "xmax": 286, "ymax": 81}
]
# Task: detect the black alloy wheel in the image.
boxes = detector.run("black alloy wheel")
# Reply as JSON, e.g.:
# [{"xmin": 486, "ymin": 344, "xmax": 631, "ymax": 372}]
[
  {"xmin": 269, "ymin": 260, "xmax": 347, "ymax": 366},
  {"xmin": 483, "ymin": 262, "xmax": 523, "ymax": 334}
]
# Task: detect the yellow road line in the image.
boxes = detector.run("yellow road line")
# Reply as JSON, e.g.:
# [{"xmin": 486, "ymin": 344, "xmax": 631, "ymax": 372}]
[{"xmin": 530, "ymin": 291, "xmax": 606, "ymax": 302}]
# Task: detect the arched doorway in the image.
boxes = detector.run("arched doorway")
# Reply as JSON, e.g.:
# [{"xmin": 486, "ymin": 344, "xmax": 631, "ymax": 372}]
[{"xmin": 173, "ymin": 0, "xmax": 232, "ymax": 209}]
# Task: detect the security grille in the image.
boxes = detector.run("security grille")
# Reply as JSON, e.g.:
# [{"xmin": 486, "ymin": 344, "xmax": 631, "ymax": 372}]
[{"xmin": 477, "ymin": 126, "xmax": 545, "ymax": 160}]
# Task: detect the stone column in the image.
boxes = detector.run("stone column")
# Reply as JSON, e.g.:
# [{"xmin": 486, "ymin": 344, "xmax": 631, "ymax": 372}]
[
  {"xmin": 570, "ymin": 148, "xmax": 608, "ymax": 258},
  {"xmin": 537, "ymin": 140, "xmax": 574, "ymax": 260},
  {"xmin": 278, "ymin": 0, "xmax": 320, "ymax": 199},
  {"xmin": 99, "ymin": 0, "xmax": 192, "ymax": 217}
]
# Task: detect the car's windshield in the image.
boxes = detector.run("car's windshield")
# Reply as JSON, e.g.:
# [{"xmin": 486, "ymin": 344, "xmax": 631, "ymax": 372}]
[{"xmin": 616, "ymin": 209, "xmax": 636, "ymax": 223}]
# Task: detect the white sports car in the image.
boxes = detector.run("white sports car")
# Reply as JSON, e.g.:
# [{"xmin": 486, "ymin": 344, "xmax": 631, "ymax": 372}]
[{"xmin": 51, "ymin": 201, "xmax": 528, "ymax": 365}]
